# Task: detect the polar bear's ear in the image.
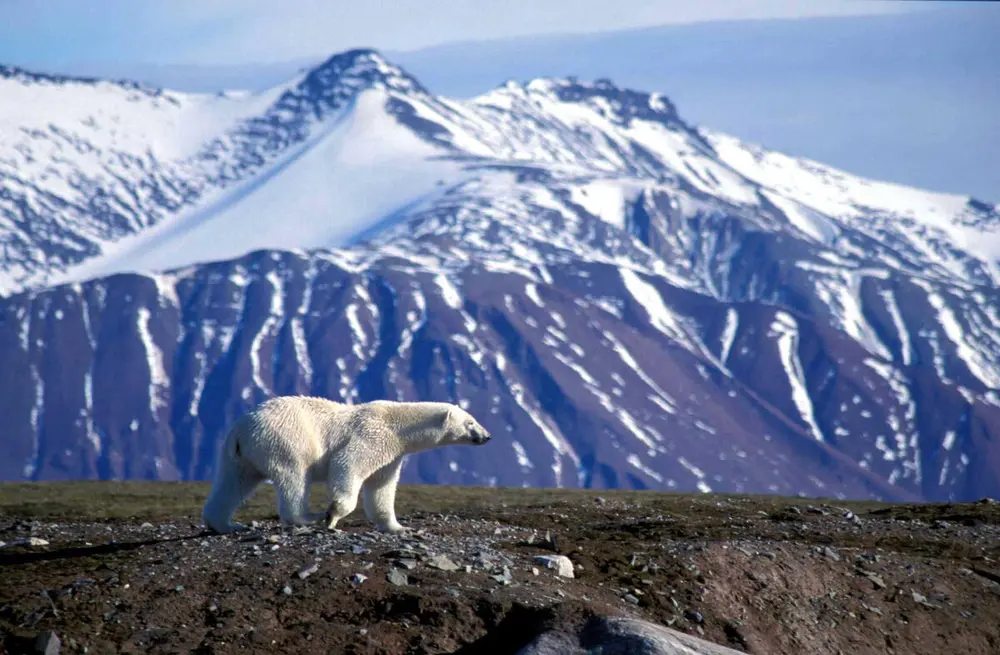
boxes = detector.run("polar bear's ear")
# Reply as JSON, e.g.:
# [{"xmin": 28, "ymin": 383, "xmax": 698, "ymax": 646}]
[{"xmin": 441, "ymin": 407, "xmax": 456, "ymax": 428}]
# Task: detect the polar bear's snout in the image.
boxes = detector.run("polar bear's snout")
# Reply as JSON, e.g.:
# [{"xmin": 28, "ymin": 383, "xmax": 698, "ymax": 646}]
[{"xmin": 468, "ymin": 424, "xmax": 492, "ymax": 445}]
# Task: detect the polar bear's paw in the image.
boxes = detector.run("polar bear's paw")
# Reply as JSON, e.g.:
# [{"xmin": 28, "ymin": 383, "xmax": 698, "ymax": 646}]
[
  {"xmin": 376, "ymin": 521, "xmax": 408, "ymax": 534},
  {"xmin": 324, "ymin": 513, "xmax": 343, "ymax": 532},
  {"xmin": 207, "ymin": 521, "xmax": 249, "ymax": 535}
]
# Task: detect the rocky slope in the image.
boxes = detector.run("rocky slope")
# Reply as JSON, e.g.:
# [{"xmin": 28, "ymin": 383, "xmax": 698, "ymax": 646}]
[{"xmin": 1, "ymin": 49, "xmax": 999, "ymax": 500}]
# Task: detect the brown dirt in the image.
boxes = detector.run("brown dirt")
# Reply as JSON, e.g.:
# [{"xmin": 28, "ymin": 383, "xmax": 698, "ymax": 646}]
[{"xmin": 1, "ymin": 483, "xmax": 999, "ymax": 654}]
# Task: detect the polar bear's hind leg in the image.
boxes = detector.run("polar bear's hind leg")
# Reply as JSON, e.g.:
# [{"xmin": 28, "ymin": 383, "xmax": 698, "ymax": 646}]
[
  {"xmin": 203, "ymin": 451, "xmax": 264, "ymax": 534},
  {"xmin": 362, "ymin": 458, "xmax": 405, "ymax": 533},
  {"xmin": 272, "ymin": 467, "xmax": 318, "ymax": 526}
]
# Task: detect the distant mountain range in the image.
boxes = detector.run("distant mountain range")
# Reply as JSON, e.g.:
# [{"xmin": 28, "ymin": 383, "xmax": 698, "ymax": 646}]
[{"xmin": 2, "ymin": 49, "xmax": 998, "ymax": 501}]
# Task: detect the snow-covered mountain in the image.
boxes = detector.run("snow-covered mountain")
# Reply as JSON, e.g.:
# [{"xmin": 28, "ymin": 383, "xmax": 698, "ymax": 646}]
[{"xmin": 2, "ymin": 49, "xmax": 999, "ymax": 501}]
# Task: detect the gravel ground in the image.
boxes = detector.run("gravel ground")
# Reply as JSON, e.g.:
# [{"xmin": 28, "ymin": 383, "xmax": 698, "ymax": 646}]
[{"xmin": 1, "ymin": 483, "xmax": 999, "ymax": 654}]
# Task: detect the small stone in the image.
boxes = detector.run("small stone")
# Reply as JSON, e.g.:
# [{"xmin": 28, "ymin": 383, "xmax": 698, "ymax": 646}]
[
  {"xmin": 788, "ymin": 506, "xmax": 802, "ymax": 515},
  {"xmin": 174, "ymin": 585, "xmax": 185, "ymax": 592},
  {"xmin": 911, "ymin": 591, "xmax": 939, "ymax": 609},
  {"xmin": 806, "ymin": 506, "xmax": 825, "ymax": 515},
  {"xmin": 387, "ymin": 569, "xmax": 409, "ymax": 586},
  {"xmin": 494, "ymin": 527, "xmax": 503, "ymax": 535},
  {"xmin": 594, "ymin": 496, "xmax": 607, "ymax": 505},
  {"xmin": 359, "ymin": 628, "xmax": 368, "ymax": 636},
  {"xmin": 266, "ymin": 535, "xmax": 281, "ymax": 544},
  {"xmin": 351, "ymin": 545, "xmax": 370, "ymax": 555},
  {"xmin": 297, "ymin": 563, "xmax": 319, "ymax": 580},
  {"xmin": 396, "ymin": 558, "xmax": 417, "ymax": 570},
  {"xmin": 387, "ymin": 548, "xmax": 420, "ymax": 559},
  {"xmin": 139, "ymin": 522, "xmax": 155, "ymax": 530},
  {"xmin": 35, "ymin": 630, "xmax": 61, "ymax": 655},
  {"xmin": 822, "ymin": 546, "xmax": 841, "ymax": 562},
  {"xmin": 426, "ymin": 554, "xmax": 460, "ymax": 571},
  {"xmin": 862, "ymin": 572, "xmax": 886, "ymax": 589},
  {"xmin": 533, "ymin": 554, "xmax": 575, "ymax": 579},
  {"xmin": 492, "ymin": 566, "xmax": 513, "ymax": 585},
  {"xmin": 532, "ymin": 567, "xmax": 540, "ymax": 576},
  {"xmin": 351, "ymin": 573, "xmax": 367, "ymax": 585},
  {"xmin": 282, "ymin": 585, "xmax": 293, "ymax": 595},
  {"xmin": 685, "ymin": 610, "xmax": 705, "ymax": 625},
  {"xmin": 623, "ymin": 594, "xmax": 640, "ymax": 605},
  {"xmin": 292, "ymin": 526, "xmax": 313, "ymax": 536},
  {"xmin": 24, "ymin": 537, "xmax": 50, "ymax": 547}
]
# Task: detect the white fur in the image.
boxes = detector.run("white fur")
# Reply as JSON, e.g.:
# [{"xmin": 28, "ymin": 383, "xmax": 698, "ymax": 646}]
[{"xmin": 202, "ymin": 396, "xmax": 492, "ymax": 534}]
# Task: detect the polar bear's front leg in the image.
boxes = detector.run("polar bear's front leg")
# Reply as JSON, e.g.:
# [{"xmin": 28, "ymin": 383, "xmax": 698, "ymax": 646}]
[
  {"xmin": 362, "ymin": 458, "xmax": 406, "ymax": 533},
  {"xmin": 323, "ymin": 460, "xmax": 363, "ymax": 531},
  {"xmin": 324, "ymin": 485, "xmax": 362, "ymax": 531}
]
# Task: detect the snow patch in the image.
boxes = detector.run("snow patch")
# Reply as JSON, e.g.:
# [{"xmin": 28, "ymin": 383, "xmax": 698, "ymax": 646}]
[
  {"xmin": 136, "ymin": 306, "xmax": 169, "ymax": 416},
  {"xmin": 769, "ymin": 311, "xmax": 825, "ymax": 443}
]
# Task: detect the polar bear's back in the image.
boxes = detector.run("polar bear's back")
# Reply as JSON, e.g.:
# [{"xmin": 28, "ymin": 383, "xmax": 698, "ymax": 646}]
[{"xmin": 230, "ymin": 395, "xmax": 353, "ymax": 467}]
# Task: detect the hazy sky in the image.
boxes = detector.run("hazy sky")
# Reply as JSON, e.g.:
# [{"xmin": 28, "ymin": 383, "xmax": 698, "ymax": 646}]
[{"xmin": 4, "ymin": 0, "xmax": 913, "ymax": 67}]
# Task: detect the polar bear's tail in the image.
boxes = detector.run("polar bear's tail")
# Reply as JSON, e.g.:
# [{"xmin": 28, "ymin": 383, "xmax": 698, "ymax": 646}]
[{"xmin": 202, "ymin": 422, "xmax": 264, "ymax": 533}]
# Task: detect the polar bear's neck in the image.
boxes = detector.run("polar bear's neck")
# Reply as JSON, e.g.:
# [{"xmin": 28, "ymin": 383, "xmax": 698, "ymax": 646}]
[{"xmin": 374, "ymin": 401, "xmax": 456, "ymax": 455}]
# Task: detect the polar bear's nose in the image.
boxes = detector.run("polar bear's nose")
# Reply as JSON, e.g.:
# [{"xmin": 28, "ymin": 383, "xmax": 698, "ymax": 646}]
[{"xmin": 471, "ymin": 426, "xmax": 492, "ymax": 444}]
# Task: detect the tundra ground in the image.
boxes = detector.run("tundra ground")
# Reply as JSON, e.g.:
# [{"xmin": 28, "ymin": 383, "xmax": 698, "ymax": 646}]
[{"xmin": 1, "ymin": 483, "xmax": 998, "ymax": 654}]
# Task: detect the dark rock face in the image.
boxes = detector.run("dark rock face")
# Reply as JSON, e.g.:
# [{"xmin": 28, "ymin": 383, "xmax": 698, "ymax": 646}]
[
  {"xmin": 1, "ymin": 49, "xmax": 998, "ymax": 501},
  {"xmin": 2, "ymin": 230, "xmax": 995, "ymax": 500}
]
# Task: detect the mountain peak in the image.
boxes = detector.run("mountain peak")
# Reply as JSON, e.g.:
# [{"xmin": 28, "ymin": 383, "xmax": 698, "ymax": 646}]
[
  {"xmin": 215, "ymin": 48, "xmax": 432, "ymax": 158},
  {"xmin": 298, "ymin": 48, "xmax": 428, "ymax": 98},
  {"xmin": 487, "ymin": 75, "xmax": 681, "ymax": 128},
  {"xmin": 0, "ymin": 62, "xmax": 165, "ymax": 97}
]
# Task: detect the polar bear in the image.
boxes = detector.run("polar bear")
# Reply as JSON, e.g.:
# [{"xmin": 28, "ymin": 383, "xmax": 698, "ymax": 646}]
[{"xmin": 202, "ymin": 396, "xmax": 492, "ymax": 534}]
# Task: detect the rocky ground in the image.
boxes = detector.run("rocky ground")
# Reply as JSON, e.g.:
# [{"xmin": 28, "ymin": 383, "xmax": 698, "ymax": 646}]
[{"xmin": 1, "ymin": 483, "xmax": 999, "ymax": 654}]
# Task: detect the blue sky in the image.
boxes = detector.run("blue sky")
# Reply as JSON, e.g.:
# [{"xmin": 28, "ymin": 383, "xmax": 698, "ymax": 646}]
[
  {"xmin": 2, "ymin": 1, "xmax": 997, "ymax": 201},
  {"xmin": 3, "ymin": 0, "xmax": 913, "ymax": 66}
]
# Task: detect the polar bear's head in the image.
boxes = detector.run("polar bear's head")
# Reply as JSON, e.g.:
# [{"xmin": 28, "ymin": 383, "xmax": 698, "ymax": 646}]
[{"xmin": 443, "ymin": 406, "xmax": 492, "ymax": 446}]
